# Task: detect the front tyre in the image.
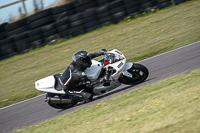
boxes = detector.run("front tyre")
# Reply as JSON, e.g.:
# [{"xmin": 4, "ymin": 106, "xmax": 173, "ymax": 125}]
[
  {"xmin": 119, "ymin": 63, "xmax": 149, "ymax": 85},
  {"xmin": 46, "ymin": 93, "xmax": 78, "ymax": 109}
]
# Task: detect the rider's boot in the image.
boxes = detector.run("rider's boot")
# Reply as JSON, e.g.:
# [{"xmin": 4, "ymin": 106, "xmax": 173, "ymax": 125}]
[{"xmin": 80, "ymin": 90, "xmax": 93, "ymax": 103}]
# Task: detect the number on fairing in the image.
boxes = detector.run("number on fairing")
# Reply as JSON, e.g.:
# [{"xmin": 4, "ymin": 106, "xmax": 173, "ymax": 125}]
[{"xmin": 117, "ymin": 62, "xmax": 123, "ymax": 68}]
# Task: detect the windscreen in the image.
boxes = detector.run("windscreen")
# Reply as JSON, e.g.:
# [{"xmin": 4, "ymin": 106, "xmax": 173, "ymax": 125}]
[{"xmin": 104, "ymin": 52, "xmax": 124, "ymax": 64}]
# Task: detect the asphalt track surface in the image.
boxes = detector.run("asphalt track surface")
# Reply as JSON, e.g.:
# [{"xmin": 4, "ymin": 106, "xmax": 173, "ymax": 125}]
[{"xmin": 0, "ymin": 41, "xmax": 200, "ymax": 133}]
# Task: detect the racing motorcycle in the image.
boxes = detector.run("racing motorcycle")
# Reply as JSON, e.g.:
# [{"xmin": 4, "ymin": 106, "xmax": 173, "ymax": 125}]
[{"xmin": 35, "ymin": 49, "xmax": 149, "ymax": 109}]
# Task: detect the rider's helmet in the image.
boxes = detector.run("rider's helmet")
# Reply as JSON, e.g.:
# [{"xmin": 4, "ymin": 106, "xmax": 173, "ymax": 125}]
[{"xmin": 72, "ymin": 51, "xmax": 92, "ymax": 68}]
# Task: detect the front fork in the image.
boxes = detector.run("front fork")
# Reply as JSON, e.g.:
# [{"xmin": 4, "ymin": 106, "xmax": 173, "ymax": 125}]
[{"xmin": 104, "ymin": 66, "xmax": 113, "ymax": 86}]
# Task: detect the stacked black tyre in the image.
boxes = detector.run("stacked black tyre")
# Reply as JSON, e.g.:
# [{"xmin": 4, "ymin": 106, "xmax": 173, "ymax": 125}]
[
  {"xmin": 138, "ymin": 0, "xmax": 157, "ymax": 12},
  {"xmin": 123, "ymin": 0, "xmax": 141, "ymax": 17},
  {"xmin": 51, "ymin": 2, "xmax": 75, "ymax": 22},
  {"xmin": 83, "ymin": 8, "xmax": 99, "ymax": 33},
  {"xmin": 96, "ymin": 4, "xmax": 112, "ymax": 27},
  {"xmin": 56, "ymin": 17, "xmax": 70, "ymax": 39},
  {"xmin": 42, "ymin": 23, "xmax": 58, "ymax": 44},
  {"xmin": 0, "ymin": 23, "xmax": 8, "ymax": 40},
  {"xmin": 74, "ymin": 0, "xmax": 98, "ymax": 13},
  {"xmin": 0, "ymin": 37, "xmax": 16, "ymax": 59},
  {"xmin": 28, "ymin": 28, "xmax": 44, "ymax": 49},
  {"xmin": 5, "ymin": 18, "xmax": 28, "ymax": 36},
  {"xmin": 107, "ymin": 0, "xmax": 115, "ymax": 2},
  {"xmin": 156, "ymin": 0, "xmax": 172, "ymax": 9},
  {"xmin": 97, "ymin": 0, "xmax": 108, "ymax": 6},
  {"xmin": 14, "ymin": 31, "xmax": 30, "ymax": 53},
  {"xmin": 173, "ymin": 0, "xmax": 186, "ymax": 5},
  {"xmin": 0, "ymin": 23, "xmax": 8, "ymax": 59},
  {"xmin": 28, "ymin": 9, "xmax": 53, "ymax": 30},
  {"xmin": 69, "ymin": 13, "xmax": 85, "ymax": 37},
  {"xmin": 109, "ymin": 0, "xmax": 126, "ymax": 24}
]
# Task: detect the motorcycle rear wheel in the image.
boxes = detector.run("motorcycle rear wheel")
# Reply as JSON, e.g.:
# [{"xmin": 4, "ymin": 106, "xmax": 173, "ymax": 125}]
[
  {"xmin": 119, "ymin": 63, "xmax": 149, "ymax": 85},
  {"xmin": 46, "ymin": 93, "xmax": 78, "ymax": 109}
]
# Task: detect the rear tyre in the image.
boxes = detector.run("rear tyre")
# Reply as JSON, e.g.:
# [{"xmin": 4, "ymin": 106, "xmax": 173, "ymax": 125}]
[
  {"xmin": 46, "ymin": 93, "xmax": 77, "ymax": 109},
  {"xmin": 119, "ymin": 63, "xmax": 149, "ymax": 85}
]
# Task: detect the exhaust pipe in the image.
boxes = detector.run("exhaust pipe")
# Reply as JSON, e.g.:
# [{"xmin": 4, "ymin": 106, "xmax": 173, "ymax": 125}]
[{"xmin": 45, "ymin": 97, "xmax": 72, "ymax": 104}]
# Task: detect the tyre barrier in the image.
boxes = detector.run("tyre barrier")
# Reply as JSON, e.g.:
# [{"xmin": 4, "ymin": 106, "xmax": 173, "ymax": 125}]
[
  {"xmin": 42, "ymin": 23, "xmax": 58, "ymax": 44},
  {"xmin": 0, "ymin": 23, "xmax": 8, "ymax": 40},
  {"xmin": 174, "ymin": 0, "xmax": 187, "ymax": 5},
  {"xmin": 74, "ymin": 0, "xmax": 98, "ymax": 13},
  {"xmin": 27, "ymin": 28, "xmax": 44, "ymax": 49},
  {"xmin": 56, "ymin": 17, "xmax": 70, "ymax": 38},
  {"xmin": 83, "ymin": 8, "xmax": 99, "ymax": 32},
  {"xmin": 124, "ymin": 0, "xmax": 141, "ymax": 16},
  {"xmin": 5, "ymin": 18, "xmax": 28, "ymax": 37},
  {"xmin": 110, "ymin": 0, "xmax": 126, "ymax": 24},
  {"xmin": 0, "ymin": 36, "xmax": 16, "ymax": 59},
  {"xmin": 0, "ymin": 0, "xmax": 188, "ymax": 60},
  {"xmin": 96, "ymin": 4, "xmax": 112, "ymax": 26},
  {"xmin": 69, "ymin": 13, "xmax": 85, "ymax": 37},
  {"xmin": 14, "ymin": 31, "xmax": 30, "ymax": 53},
  {"xmin": 51, "ymin": 1, "xmax": 75, "ymax": 21}
]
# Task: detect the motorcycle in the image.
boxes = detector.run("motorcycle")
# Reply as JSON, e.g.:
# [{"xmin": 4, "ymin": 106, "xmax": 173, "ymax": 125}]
[{"xmin": 35, "ymin": 49, "xmax": 149, "ymax": 109}]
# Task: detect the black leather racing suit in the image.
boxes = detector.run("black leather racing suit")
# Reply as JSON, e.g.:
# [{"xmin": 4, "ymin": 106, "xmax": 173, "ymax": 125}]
[{"xmin": 59, "ymin": 52, "xmax": 104, "ymax": 93}]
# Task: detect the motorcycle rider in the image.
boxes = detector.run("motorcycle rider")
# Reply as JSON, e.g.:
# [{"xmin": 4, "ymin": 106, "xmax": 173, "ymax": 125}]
[{"xmin": 59, "ymin": 49, "xmax": 110, "ymax": 102}]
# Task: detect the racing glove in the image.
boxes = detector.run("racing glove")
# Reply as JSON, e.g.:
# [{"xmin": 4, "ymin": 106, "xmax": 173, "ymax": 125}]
[{"xmin": 100, "ymin": 49, "xmax": 107, "ymax": 54}]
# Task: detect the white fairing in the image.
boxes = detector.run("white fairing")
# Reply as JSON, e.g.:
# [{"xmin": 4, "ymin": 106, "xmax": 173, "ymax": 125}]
[
  {"xmin": 35, "ymin": 75, "xmax": 65, "ymax": 94},
  {"xmin": 85, "ymin": 60, "xmax": 102, "ymax": 81},
  {"xmin": 122, "ymin": 62, "xmax": 133, "ymax": 78},
  {"xmin": 105, "ymin": 49, "xmax": 126, "ymax": 78},
  {"xmin": 92, "ymin": 49, "xmax": 127, "ymax": 94}
]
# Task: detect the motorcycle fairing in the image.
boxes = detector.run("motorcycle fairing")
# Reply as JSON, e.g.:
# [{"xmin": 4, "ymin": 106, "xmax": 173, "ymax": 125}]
[
  {"xmin": 124, "ymin": 62, "xmax": 133, "ymax": 71},
  {"xmin": 122, "ymin": 62, "xmax": 133, "ymax": 78},
  {"xmin": 104, "ymin": 49, "xmax": 127, "ymax": 77},
  {"xmin": 85, "ymin": 60, "xmax": 103, "ymax": 81},
  {"xmin": 35, "ymin": 75, "xmax": 65, "ymax": 94}
]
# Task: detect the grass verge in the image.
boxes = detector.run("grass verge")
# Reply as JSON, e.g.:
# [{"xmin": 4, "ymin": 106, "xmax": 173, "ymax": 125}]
[
  {"xmin": 15, "ymin": 69, "xmax": 200, "ymax": 133},
  {"xmin": 0, "ymin": 0, "xmax": 200, "ymax": 108}
]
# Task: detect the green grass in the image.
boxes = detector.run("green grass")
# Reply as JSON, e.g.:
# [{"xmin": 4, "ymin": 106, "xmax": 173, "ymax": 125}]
[
  {"xmin": 0, "ymin": 0, "xmax": 200, "ymax": 108},
  {"xmin": 15, "ymin": 69, "xmax": 200, "ymax": 133}
]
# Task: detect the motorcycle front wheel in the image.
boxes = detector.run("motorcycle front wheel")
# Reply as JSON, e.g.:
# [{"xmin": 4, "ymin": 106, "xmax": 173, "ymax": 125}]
[
  {"xmin": 119, "ymin": 63, "xmax": 149, "ymax": 85},
  {"xmin": 46, "ymin": 93, "xmax": 78, "ymax": 109}
]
